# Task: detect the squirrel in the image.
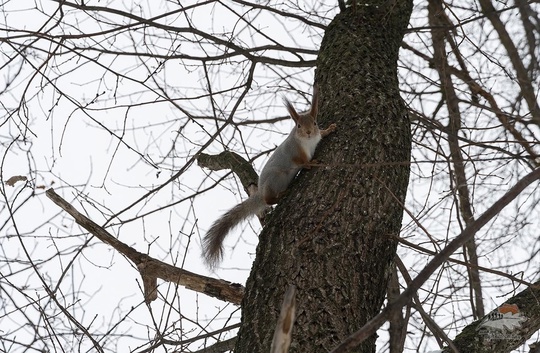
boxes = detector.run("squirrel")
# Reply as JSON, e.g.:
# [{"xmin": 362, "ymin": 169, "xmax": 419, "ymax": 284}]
[{"xmin": 202, "ymin": 86, "xmax": 337, "ymax": 268}]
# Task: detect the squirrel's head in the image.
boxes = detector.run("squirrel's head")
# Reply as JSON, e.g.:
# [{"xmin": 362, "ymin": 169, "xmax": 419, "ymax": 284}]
[{"xmin": 283, "ymin": 86, "xmax": 320, "ymax": 139}]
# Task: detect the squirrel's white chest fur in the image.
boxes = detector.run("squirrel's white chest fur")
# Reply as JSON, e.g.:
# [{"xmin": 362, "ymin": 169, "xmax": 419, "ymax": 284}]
[{"xmin": 299, "ymin": 134, "xmax": 322, "ymax": 160}]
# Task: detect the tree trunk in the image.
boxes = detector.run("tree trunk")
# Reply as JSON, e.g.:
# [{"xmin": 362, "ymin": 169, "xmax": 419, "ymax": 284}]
[{"xmin": 235, "ymin": 2, "xmax": 413, "ymax": 353}]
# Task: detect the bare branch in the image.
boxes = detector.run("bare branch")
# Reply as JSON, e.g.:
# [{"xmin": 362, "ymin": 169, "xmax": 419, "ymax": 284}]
[
  {"xmin": 197, "ymin": 151, "xmax": 259, "ymax": 196},
  {"xmin": 329, "ymin": 168, "xmax": 540, "ymax": 353},
  {"xmin": 478, "ymin": 0, "xmax": 540, "ymax": 124},
  {"xmin": 45, "ymin": 188, "xmax": 244, "ymax": 304}
]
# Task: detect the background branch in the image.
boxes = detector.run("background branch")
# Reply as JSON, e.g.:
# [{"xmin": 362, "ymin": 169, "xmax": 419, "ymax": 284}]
[{"xmin": 45, "ymin": 188, "xmax": 244, "ymax": 304}]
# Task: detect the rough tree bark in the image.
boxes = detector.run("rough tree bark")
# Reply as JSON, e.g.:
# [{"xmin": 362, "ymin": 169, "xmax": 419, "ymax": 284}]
[{"xmin": 235, "ymin": 2, "xmax": 413, "ymax": 353}]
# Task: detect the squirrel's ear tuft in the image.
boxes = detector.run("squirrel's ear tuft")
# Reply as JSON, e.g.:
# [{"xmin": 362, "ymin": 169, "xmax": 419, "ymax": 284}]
[
  {"xmin": 283, "ymin": 97, "xmax": 300, "ymax": 122},
  {"xmin": 310, "ymin": 85, "xmax": 319, "ymax": 119}
]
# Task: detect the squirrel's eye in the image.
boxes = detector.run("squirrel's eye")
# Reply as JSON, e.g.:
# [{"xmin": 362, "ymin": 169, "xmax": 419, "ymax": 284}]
[
  {"xmin": 314, "ymin": 122, "xmax": 317, "ymax": 126},
  {"xmin": 297, "ymin": 124, "xmax": 301, "ymax": 128}
]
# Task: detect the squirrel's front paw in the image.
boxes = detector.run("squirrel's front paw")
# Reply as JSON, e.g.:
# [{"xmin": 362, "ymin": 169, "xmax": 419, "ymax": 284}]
[
  {"xmin": 305, "ymin": 159, "xmax": 319, "ymax": 169},
  {"xmin": 321, "ymin": 123, "xmax": 337, "ymax": 137},
  {"xmin": 321, "ymin": 124, "xmax": 337, "ymax": 137}
]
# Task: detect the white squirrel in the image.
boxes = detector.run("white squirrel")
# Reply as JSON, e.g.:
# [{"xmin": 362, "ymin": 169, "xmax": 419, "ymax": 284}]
[{"xmin": 202, "ymin": 87, "xmax": 337, "ymax": 268}]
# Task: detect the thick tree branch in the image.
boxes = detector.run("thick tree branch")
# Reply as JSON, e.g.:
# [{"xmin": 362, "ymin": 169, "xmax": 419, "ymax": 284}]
[
  {"xmin": 191, "ymin": 338, "xmax": 237, "ymax": 353},
  {"xmin": 197, "ymin": 151, "xmax": 259, "ymax": 196},
  {"xmin": 45, "ymin": 188, "xmax": 244, "ymax": 304},
  {"xmin": 445, "ymin": 279, "xmax": 540, "ymax": 352}
]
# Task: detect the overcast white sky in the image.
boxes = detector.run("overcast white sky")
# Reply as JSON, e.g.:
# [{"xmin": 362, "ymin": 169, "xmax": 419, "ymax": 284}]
[{"xmin": 1, "ymin": 0, "xmax": 539, "ymax": 352}]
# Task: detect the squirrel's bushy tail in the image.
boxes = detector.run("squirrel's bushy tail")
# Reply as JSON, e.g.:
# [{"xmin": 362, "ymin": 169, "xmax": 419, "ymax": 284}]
[{"xmin": 203, "ymin": 193, "xmax": 266, "ymax": 268}]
